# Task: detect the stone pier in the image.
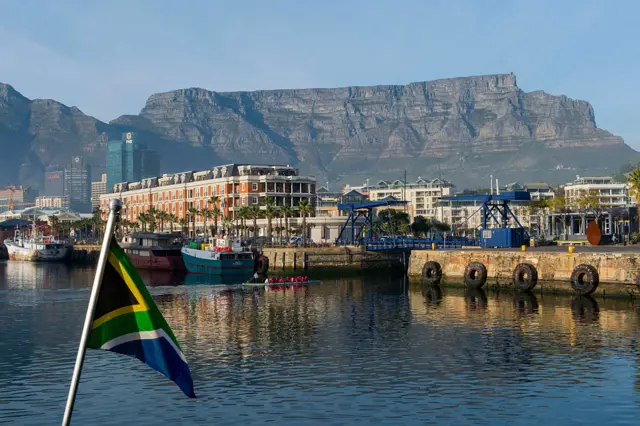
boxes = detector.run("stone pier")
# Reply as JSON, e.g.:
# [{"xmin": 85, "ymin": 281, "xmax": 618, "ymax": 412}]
[{"xmin": 409, "ymin": 249, "xmax": 640, "ymax": 296}]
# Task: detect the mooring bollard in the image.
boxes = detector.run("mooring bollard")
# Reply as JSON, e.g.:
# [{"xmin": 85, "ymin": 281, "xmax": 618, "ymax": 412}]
[
  {"xmin": 568, "ymin": 246, "xmax": 575, "ymax": 254},
  {"xmin": 521, "ymin": 245, "xmax": 526, "ymax": 252},
  {"xmin": 432, "ymin": 243, "xmax": 436, "ymax": 250}
]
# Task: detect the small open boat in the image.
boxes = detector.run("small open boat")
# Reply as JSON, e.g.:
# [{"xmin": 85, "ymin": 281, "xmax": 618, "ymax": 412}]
[{"xmin": 242, "ymin": 280, "xmax": 322, "ymax": 287}]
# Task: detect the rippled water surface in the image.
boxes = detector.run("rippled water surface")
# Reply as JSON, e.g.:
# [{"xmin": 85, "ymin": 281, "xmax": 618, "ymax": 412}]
[{"xmin": 1, "ymin": 262, "xmax": 640, "ymax": 425}]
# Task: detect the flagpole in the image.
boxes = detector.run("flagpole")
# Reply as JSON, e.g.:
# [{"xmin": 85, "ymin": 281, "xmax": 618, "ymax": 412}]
[{"xmin": 62, "ymin": 199, "xmax": 121, "ymax": 426}]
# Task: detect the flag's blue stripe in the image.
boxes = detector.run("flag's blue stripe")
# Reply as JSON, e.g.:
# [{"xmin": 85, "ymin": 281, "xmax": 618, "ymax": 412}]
[{"xmin": 109, "ymin": 337, "xmax": 196, "ymax": 398}]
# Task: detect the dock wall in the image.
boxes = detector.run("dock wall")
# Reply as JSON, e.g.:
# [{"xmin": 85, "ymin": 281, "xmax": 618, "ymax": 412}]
[
  {"xmin": 261, "ymin": 247, "xmax": 404, "ymax": 271},
  {"xmin": 409, "ymin": 249, "xmax": 640, "ymax": 295}
]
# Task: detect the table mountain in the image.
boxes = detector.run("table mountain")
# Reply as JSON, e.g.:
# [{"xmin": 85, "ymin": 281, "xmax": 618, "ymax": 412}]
[
  {"xmin": 112, "ymin": 73, "xmax": 637, "ymax": 188},
  {"xmin": 0, "ymin": 73, "xmax": 637, "ymax": 192}
]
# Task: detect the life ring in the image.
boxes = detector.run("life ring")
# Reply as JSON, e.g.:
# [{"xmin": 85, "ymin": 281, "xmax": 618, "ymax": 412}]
[
  {"xmin": 570, "ymin": 264, "xmax": 599, "ymax": 296},
  {"xmin": 464, "ymin": 262, "xmax": 487, "ymax": 289},
  {"xmin": 254, "ymin": 255, "xmax": 269, "ymax": 275},
  {"xmin": 421, "ymin": 261, "xmax": 442, "ymax": 286},
  {"xmin": 512, "ymin": 263, "xmax": 538, "ymax": 292}
]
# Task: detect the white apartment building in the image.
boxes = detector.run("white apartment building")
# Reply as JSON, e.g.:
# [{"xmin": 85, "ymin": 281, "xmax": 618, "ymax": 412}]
[
  {"xmin": 35, "ymin": 196, "xmax": 70, "ymax": 209},
  {"xmin": 563, "ymin": 176, "xmax": 630, "ymax": 208},
  {"xmin": 368, "ymin": 178, "xmax": 455, "ymax": 219}
]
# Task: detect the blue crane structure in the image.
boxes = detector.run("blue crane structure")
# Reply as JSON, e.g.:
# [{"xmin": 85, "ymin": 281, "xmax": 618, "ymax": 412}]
[
  {"xmin": 335, "ymin": 199, "xmax": 408, "ymax": 245},
  {"xmin": 439, "ymin": 191, "xmax": 531, "ymax": 248}
]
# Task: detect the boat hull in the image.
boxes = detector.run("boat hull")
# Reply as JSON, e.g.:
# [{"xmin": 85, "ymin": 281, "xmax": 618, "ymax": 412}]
[
  {"xmin": 6, "ymin": 243, "xmax": 71, "ymax": 262},
  {"xmin": 125, "ymin": 250, "xmax": 186, "ymax": 272},
  {"xmin": 181, "ymin": 248, "xmax": 254, "ymax": 275}
]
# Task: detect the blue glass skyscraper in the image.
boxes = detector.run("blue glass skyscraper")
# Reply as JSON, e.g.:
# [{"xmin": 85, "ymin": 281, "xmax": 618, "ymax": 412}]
[{"xmin": 106, "ymin": 132, "xmax": 160, "ymax": 192}]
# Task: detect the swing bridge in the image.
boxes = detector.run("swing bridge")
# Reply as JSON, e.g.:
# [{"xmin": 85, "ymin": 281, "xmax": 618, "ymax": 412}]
[{"xmin": 334, "ymin": 191, "xmax": 530, "ymax": 250}]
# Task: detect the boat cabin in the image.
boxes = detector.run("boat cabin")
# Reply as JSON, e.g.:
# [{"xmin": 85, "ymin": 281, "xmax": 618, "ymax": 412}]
[{"xmin": 121, "ymin": 232, "xmax": 183, "ymax": 257}]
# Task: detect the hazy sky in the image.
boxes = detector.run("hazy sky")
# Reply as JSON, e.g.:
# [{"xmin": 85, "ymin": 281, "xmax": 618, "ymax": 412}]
[{"xmin": 1, "ymin": 0, "xmax": 638, "ymax": 147}]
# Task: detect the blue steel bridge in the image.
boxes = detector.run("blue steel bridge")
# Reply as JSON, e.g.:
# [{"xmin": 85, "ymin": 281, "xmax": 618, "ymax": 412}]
[
  {"xmin": 335, "ymin": 191, "xmax": 531, "ymax": 250},
  {"xmin": 334, "ymin": 199, "xmax": 479, "ymax": 250}
]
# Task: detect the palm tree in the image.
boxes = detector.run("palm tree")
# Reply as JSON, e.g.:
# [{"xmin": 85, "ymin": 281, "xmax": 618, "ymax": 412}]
[
  {"xmin": 628, "ymin": 168, "xmax": 640, "ymax": 202},
  {"xmin": 276, "ymin": 207, "xmax": 284, "ymax": 243},
  {"xmin": 178, "ymin": 218, "xmax": 189, "ymax": 237},
  {"xmin": 297, "ymin": 199, "xmax": 314, "ymax": 247},
  {"xmin": 236, "ymin": 206, "xmax": 249, "ymax": 240},
  {"xmin": 263, "ymin": 197, "xmax": 277, "ymax": 241},
  {"xmin": 187, "ymin": 207, "xmax": 199, "ymax": 238},
  {"xmin": 167, "ymin": 213, "xmax": 177, "ymax": 233},
  {"xmin": 201, "ymin": 208, "xmax": 211, "ymax": 236},
  {"xmin": 208, "ymin": 196, "xmax": 220, "ymax": 237},
  {"xmin": 138, "ymin": 213, "xmax": 148, "ymax": 232},
  {"xmin": 222, "ymin": 215, "xmax": 234, "ymax": 237},
  {"xmin": 157, "ymin": 211, "xmax": 169, "ymax": 232},
  {"xmin": 280, "ymin": 205, "xmax": 293, "ymax": 239},
  {"xmin": 247, "ymin": 206, "xmax": 261, "ymax": 241}
]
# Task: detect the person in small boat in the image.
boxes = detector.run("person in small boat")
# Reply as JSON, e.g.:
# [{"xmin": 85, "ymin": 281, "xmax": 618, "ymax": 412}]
[{"xmin": 251, "ymin": 272, "xmax": 260, "ymax": 283}]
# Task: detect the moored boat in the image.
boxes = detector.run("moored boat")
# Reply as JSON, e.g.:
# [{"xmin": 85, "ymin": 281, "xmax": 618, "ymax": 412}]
[
  {"xmin": 181, "ymin": 236, "xmax": 255, "ymax": 275},
  {"xmin": 120, "ymin": 232, "xmax": 186, "ymax": 271},
  {"xmin": 4, "ymin": 230, "xmax": 71, "ymax": 262}
]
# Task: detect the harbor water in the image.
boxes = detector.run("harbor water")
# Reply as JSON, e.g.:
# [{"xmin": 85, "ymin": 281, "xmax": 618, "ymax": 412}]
[{"xmin": 1, "ymin": 262, "xmax": 640, "ymax": 425}]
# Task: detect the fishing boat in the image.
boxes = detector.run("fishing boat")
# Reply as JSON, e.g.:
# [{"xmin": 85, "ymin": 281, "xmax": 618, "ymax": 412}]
[
  {"xmin": 4, "ymin": 229, "xmax": 71, "ymax": 262},
  {"xmin": 181, "ymin": 236, "xmax": 255, "ymax": 275},
  {"xmin": 120, "ymin": 232, "xmax": 186, "ymax": 271}
]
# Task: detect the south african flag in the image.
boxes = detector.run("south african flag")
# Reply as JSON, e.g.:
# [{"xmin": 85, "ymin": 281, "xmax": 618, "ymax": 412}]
[{"xmin": 87, "ymin": 239, "xmax": 196, "ymax": 398}]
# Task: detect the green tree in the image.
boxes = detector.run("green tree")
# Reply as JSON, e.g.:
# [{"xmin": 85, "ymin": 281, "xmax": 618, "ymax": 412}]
[
  {"xmin": 375, "ymin": 209, "xmax": 410, "ymax": 236},
  {"xmin": 411, "ymin": 215, "xmax": 432, "ymax": 237},
  {"xmin": 178, "ymin": 218, "xmax": 189, "ymax": 236}
]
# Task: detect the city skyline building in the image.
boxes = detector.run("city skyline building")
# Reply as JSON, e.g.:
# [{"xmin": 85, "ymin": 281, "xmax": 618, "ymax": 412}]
[
  {"xmin": 91, "ymin": 173, "xmax": 107, "ymax": 212},
  {"xmin": 64, "ymin": 156, "xmax": 91, "ymax": 212},
  {"xmin": 106, "ymin": 132, "xmax": 160, "ymax": 193},
  {"xmin": 44, "ymin": 165, "xmax": 65, "ymax": 197}
]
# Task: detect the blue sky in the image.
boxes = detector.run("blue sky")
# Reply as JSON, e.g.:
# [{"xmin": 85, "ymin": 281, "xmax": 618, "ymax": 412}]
[{"xmin": 0, "ymin": 0, "xmax": 638, "ymax": 147}]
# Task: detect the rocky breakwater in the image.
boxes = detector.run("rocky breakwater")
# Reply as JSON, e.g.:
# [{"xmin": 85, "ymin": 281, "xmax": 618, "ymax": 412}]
[{"xmin": 409, "ymin": 249, "xmax": 640, "ymax": 296}]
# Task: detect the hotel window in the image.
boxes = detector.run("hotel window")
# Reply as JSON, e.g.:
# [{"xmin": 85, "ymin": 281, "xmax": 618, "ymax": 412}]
[
  {"xmin": 252, "ymin": 183, "xmax": 258, "ymax": 191},
  {"xmin": 252, "ymin": 196, "xmax": 258, "ymax": 205}
]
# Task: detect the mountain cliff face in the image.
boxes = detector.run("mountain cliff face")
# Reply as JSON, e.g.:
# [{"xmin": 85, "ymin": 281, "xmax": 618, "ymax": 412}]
[
  {"xmin": 0, "ymin": 74, "xmax": 636, "ymax": 192},
  {"xmin": 0, "ymin": 83, "xmax": 113, "ymax": 188},
  {"xmin": 115, "ymin": 73, "xmax": 632, "ymax": 186}
]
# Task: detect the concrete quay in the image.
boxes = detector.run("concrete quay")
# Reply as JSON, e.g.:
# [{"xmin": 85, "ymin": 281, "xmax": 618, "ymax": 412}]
[
  {"xmin": 408, "ymin": 248, "xmax": 640, "ymax": 297},
  {"xmin": 261, "ymin": 246, "xmax": 405, "ymax": 271}
]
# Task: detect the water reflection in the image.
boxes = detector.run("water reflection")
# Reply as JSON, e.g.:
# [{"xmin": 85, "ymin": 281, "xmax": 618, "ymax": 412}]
[{"xmin": 2, "ymin": 267, "xmax": 640, "ymax": 424}]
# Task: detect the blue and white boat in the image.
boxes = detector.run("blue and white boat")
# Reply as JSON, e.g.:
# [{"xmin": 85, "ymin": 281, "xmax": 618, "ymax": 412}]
[{"xmin": 180, "ymin": 236, "xmax": 255, "ymax": 275}]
